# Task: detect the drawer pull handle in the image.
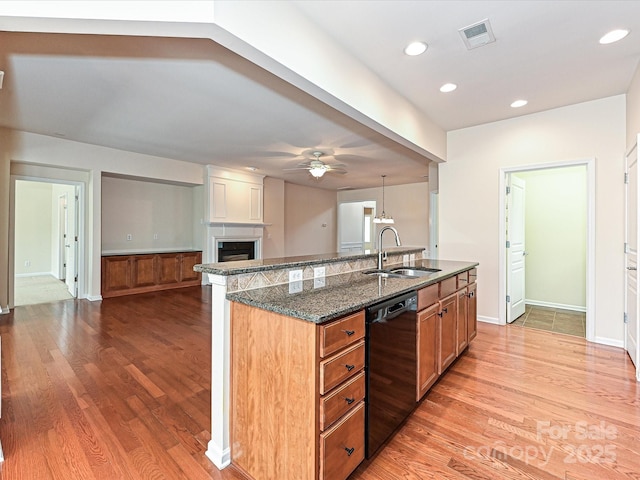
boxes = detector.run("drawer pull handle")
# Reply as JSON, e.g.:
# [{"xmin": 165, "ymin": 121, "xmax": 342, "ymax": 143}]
[
  {"xmin": 344, "ymin": 447, "xmax": 355, "ymax": 456},
  {"xmin": 459, "ymin": 278, "xmax": 467, "ymax": 282},
  {"xmin": 437, "ymin": 312, "xmax": 444, "ymax": 318},
  {"xmin": 342, "ymin": 329, "xmax": 356, "ymax": 336},
  {"xmin": 344, "ymin": 396, "xmax": 355, "ymax": 405},
  {"xmin": 344, "ymin": 364, "xmax": 355, "ymax": 372},
  {"xmin": 442, "ymin": 307, "xmax": 448, "ymax": 314}
]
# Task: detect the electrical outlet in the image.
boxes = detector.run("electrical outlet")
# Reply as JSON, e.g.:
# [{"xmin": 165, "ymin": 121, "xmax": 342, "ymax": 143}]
[
  {"xmin": 313, "ymin": 266, "xmax": 325, "ymax": 279},
  {"xmin": 153, "ymin": 233, "xmax": 158, "ymax": 240},
  {"xmin": 403, "ymin": 254, "xmax": 409, "ymax": 265},
  {"xmin": 289, "ymin": 280, "xmax": 303, "ymax": 294},
  {"xmin": 289, "ymin": 269, "xmax": 303, "ymax": 282},
  {"xmin": 24, "ymin": 260, "xmax": 31, "ymax": 267},
  {"xmin": 314, "ymin": 277, "xmax": 326, "ymax": 289},
  {"xmin": 126, "ymin": 234, "xmax": 133, "ymax": 241}
]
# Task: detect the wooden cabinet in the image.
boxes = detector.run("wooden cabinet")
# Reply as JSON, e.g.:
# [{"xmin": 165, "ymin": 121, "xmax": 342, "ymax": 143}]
[
  {"xmin": 101, "ymin": 251, "xmax": 202, "ymax": 298},
  {"xmin": 231, "ymin": 304, "xmax": 365, "ymax": 480},
  {"xmin": 417, "ymin": 304, "xmax": 439, "ymax": 400},
  {"xmin": 438, "ymin": 293, "xmax": 458, "ymax": 375},
  {"xmin": 416, "ymin": 267, "xmax": 479, "ymax": 401},
  {"xmin": 456, "ymin": 288, "xmax": 469, "ymax": 355},
  {"xmin": 467, "ymin": 281, "xmax": 478, "ymax": 342}
]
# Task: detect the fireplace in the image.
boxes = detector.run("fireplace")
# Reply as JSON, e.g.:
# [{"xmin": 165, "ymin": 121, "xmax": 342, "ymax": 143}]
[{"xmin": 217, "ymin": 241, "xmax": 256, "ymax": 262}]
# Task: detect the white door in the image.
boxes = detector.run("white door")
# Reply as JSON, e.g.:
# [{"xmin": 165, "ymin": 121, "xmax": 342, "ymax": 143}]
[
  {"xmin": 507, "ymin": 175, "xmax": 526, "ymax": 323},
  {"xmin": 625, "ymin": 140, "xmax": 640, "ymax": 381}
]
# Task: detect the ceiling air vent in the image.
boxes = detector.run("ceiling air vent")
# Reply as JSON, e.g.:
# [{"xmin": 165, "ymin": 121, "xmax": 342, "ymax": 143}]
[{"xmin": 459, "ymin": 18, "xmax": 496, "ymax": 50}]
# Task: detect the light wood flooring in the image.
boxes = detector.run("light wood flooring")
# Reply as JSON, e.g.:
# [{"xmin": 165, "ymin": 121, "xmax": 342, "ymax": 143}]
[{"xmin": 0, "ymin": 287, "xmax": 638, "ymax": 479}]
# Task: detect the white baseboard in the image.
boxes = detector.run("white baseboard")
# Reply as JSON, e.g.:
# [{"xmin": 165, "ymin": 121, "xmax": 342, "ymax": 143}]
[
  {"xmin": 592, "ymin": 336, "xmax": 624, "ymax": 349},
  {"xmin": 0, "ymin": 305, "xmax": 10, "ymax": 315},
  {"xmin": 478, "ymin": 315, "xmax": 500, "ymax": 325},
  {"xmin": 15, "ymin": 272, "xmax": 56, "ymax": 278},
  {"xmin": 85, "ymin": 295, "xmax": 103, "ymax": 302},
  {"xmin": 525, "ymin": 299, "xmax": 586, "ymax": 313},
  {"xmin": 205, "ymin": 441, "xmax": 231, "ymax": 470}
]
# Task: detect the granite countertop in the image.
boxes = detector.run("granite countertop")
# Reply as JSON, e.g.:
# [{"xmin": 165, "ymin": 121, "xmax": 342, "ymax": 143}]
[
  {"xmin": 226, "ymin": 258, "xmax": 478, "ymax": 324},
  {"xmin": 193, "ymin": 246, "xmax": 424, "ymax": 275}
]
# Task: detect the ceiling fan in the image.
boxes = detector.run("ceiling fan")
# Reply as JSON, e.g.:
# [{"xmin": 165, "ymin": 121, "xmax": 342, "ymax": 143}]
[{"xmin": 284, "ymin": 151, "xmax": 347, "ymax": 178}]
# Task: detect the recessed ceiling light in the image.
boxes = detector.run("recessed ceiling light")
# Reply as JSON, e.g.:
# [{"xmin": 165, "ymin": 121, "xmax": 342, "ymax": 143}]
[
  {"xmin": 510, "ymin": 100, "xmax": 528, "ymax": 108},
  {"xmin": 440, "ymin": 83, "xmax": 457, "ymax": 93},
  {"xmin": 404, "ymin": 41, "xmax": 428, "ymax": 56},
  {"xmin": 599, "ymin": 29, "xmax": 629, "ymax": 44}
]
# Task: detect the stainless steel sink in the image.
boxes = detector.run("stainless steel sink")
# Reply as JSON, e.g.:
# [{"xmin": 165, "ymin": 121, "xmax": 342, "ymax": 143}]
[
  {"xmin": 363, "ymin": 267, "xmax": 441, "ymax": 279},
  {"xmin": 389, "ymin": 267, "xmax": 441, "ymax": 277}
]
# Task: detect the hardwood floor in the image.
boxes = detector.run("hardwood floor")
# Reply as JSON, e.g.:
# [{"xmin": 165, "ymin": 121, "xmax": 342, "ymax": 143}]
[{"xmin": 0, "ymin": 287, "xmax": 638, "ymax": 479}]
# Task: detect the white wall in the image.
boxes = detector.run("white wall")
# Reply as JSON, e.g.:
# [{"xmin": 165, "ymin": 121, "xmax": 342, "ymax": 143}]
[
  {"xmin": 263, "ymin": 177, "xmax": 285, "ymax": 259},
  {"xmin": 101, "ymin": 176, "xmax": 197, "ymax": 253},
  {"xmin": 338, "ymin": 182, "xmax": 429, "ymax": 249},
  {"xmin": 627, "ymin": 60, "xmax": 640, "ymax": 151},
  {"xmin": 284, "ymin": 182, "xmax": 337, "ymax": 256},
  {"xmin": 441, "ymin": 95, "xmax": 625, "ymax": 345},
  {"xmin": 14, "ymin": 181, "xmax": 53, "ymax": 275},
  {"xmin": 516, "ymin": 167, "xmax": 587, "ymax": 310},
  {"xmin": 7, "ymin": 130, "xmax": 204, "ymax": 299}
]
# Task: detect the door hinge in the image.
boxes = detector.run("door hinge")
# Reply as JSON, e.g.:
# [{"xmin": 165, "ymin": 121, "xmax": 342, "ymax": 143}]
[
  {"xmin": 75, "ymin": 275, "xmax": 78, "ymax": 283},
  {"xmin": 75, "ymin": 235, "xmax": 78, "ymax": 242},
  {"xmin": 625, "ymin": 242, "xmax": 629, "ymax": 254},
  {"xmin": 625, "ymin": 172, "xmax": 629, "ymax": 184},
  {"xmin": 506, "ymin": 240, "xmax": 511, "ymax": 248},
  {"xmin": 624, "ymin": 312, "xmax": 628, "ymax": 324},
  {"xmin": 506, "ymin": 186, "xmax": 511, "ymax": 195},
  {"xmin": 506, "ymin": 295, "xmax": 511, "ymax": 303}
]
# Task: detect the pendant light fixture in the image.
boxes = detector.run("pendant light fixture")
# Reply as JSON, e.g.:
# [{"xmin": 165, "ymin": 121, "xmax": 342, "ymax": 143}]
[{"xmin": 373, "ymin": 175, "xmax": 394, "ymax": 224}]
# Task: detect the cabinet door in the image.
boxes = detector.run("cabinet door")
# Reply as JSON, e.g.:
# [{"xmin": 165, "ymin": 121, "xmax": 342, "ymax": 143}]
[
  {"xmin": 180, "ymin": 252, "xmax": 202, "ymax": 282},
  {"xmin": 157, "ymin": 254, "xmax": 180, "ymax": 285},
  {"xmin": 438, "ymin": 293, "xmax": 458, "ymax": 374},
  {"xmin": 102, "ymin": 256, "xmax": 132, "ymax": 293},
  {"xmin": 131, "ymin": 255, "xmax": 156, "ymax": 287},
  {"xmin": 456, "ymin": 288, "xmax": 468, "ymax": 355},
  {"xmin": 417, "ymin": 303, "xmax": 439, "ymax": 401},
  {"xmin": 467, "ymin": 282, "xmax": 478, "ymax": 342}
]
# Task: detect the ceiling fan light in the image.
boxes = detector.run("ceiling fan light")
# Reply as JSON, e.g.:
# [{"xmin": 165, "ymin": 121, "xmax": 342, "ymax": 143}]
[{"xmin": 309, "ymin": 166, "xmax": 326, "ymax": 178}]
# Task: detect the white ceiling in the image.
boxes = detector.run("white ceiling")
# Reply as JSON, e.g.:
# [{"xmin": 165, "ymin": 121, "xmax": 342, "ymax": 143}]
[{"xmin": 0, "ymin": 1, "xmax": 639, "ymax": 190}]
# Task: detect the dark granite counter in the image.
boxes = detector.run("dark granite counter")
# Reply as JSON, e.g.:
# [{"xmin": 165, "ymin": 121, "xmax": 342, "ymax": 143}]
[
  {"xmin": 193, "ymin": 246, "xmax": 424, "ymax": 275},
  {"xmin": 226, "ymin": 258, "xmax": 478, "ymax": 323}
]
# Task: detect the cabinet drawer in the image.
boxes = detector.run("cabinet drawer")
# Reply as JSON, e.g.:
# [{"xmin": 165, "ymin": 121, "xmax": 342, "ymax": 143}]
[
  {"xmin": 418, "ymin": 283, "xmax": 439, "ymax": 310},
  {"xmin": 319, "ymin": 401, "xmax": 365, "ymax": 480},
  {"xmin": 439, "ymin": 276, "xmax": 457, "ymax": 298},
  {"xmin": 319, "ymin": 372, "xmax": 365, "ymax": 431},
  {"xmin": 319, "ymin": 341, "xmax": 365, "ymax": 395},
  {"xmin": 319, "ymin": 311, "xmax": 365, "ymax": 358},
  {"xmin": 456, "ymin": 271, "xmax": 469, "ymax": 289},
  {"xmin": 469, "ymin": 268, "xmax": 478, "ymax": 283}
]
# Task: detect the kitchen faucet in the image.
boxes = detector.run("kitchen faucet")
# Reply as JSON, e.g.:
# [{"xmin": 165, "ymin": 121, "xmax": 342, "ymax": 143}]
[{"xmin": 378, "ymin": 225, "xmax": 401, "ymax": 270}]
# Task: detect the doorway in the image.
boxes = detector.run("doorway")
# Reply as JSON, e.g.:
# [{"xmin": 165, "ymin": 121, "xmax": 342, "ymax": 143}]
[
  {"xmin": 13, "ymin": 179, "xmax": 80, "ymax": 306},
  {"xmin": 500, "ymin": 160, "xmax": 595, "ymax": 341},
  {"xmin": 338, "ymin": 201, "xmax": 376, "ymax": 254}
]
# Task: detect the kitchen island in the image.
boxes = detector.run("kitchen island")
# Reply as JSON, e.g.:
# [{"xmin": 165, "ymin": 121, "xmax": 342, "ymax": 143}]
[{"xmin": 194, "ymin": 249, "xmax": 478, "ymax": 479}]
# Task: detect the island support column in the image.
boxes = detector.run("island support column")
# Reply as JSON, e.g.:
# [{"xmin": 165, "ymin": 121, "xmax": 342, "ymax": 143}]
[{"xmin": 205, "ymin": 273, "xmax": 231, "ymax": 469}]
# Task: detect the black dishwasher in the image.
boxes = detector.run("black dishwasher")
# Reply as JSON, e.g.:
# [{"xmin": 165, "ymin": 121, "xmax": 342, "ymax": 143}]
[{"xmin": 365, "ymin": 290, "xmax": 418, "ymax": 458}]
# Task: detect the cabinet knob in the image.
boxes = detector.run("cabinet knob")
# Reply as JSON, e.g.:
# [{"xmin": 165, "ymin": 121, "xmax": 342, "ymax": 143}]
[
  {"xmin": 442, "ymin": 307, "xmax": 448, "ymax": 314},
  {"xmin": 437, "ymin": 311, "xmax": 443, "ymax": 318},
  {"xmin": 342, "ymin": 329, "xmax": 355, "ymax": 337},
  {"xmin": 344, "ymin": 364, "xmax": 355, "ymax": 372},
  {"xmin": 344, "ymin": 446, "xmax": 355, "ymax": 456},
  {"xmin": 468, "ymin": 291, "xmax": 475, "ymax": 298},
  {"xmin": 344, "ymin": 396, "xmax": 355, "ymax": 405}
]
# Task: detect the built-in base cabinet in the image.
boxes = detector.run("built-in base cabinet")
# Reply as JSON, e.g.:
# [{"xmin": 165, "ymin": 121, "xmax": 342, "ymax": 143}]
[
  {"xmin": 101, "ymin": 251, "xmax": 202, "ymax": 298},
  {"xmin": 417, "ymin": 268, "xmax": 478, "ymax": 401},
  {"xmin": 231, "ymin": 304, "xmax": 365, "ymax": 480}
]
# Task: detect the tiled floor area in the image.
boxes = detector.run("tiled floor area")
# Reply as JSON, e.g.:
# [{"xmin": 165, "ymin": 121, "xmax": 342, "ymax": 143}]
[{"xmin": 510, "ymin": 304, "xmax": 586, "ymax": 337}]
